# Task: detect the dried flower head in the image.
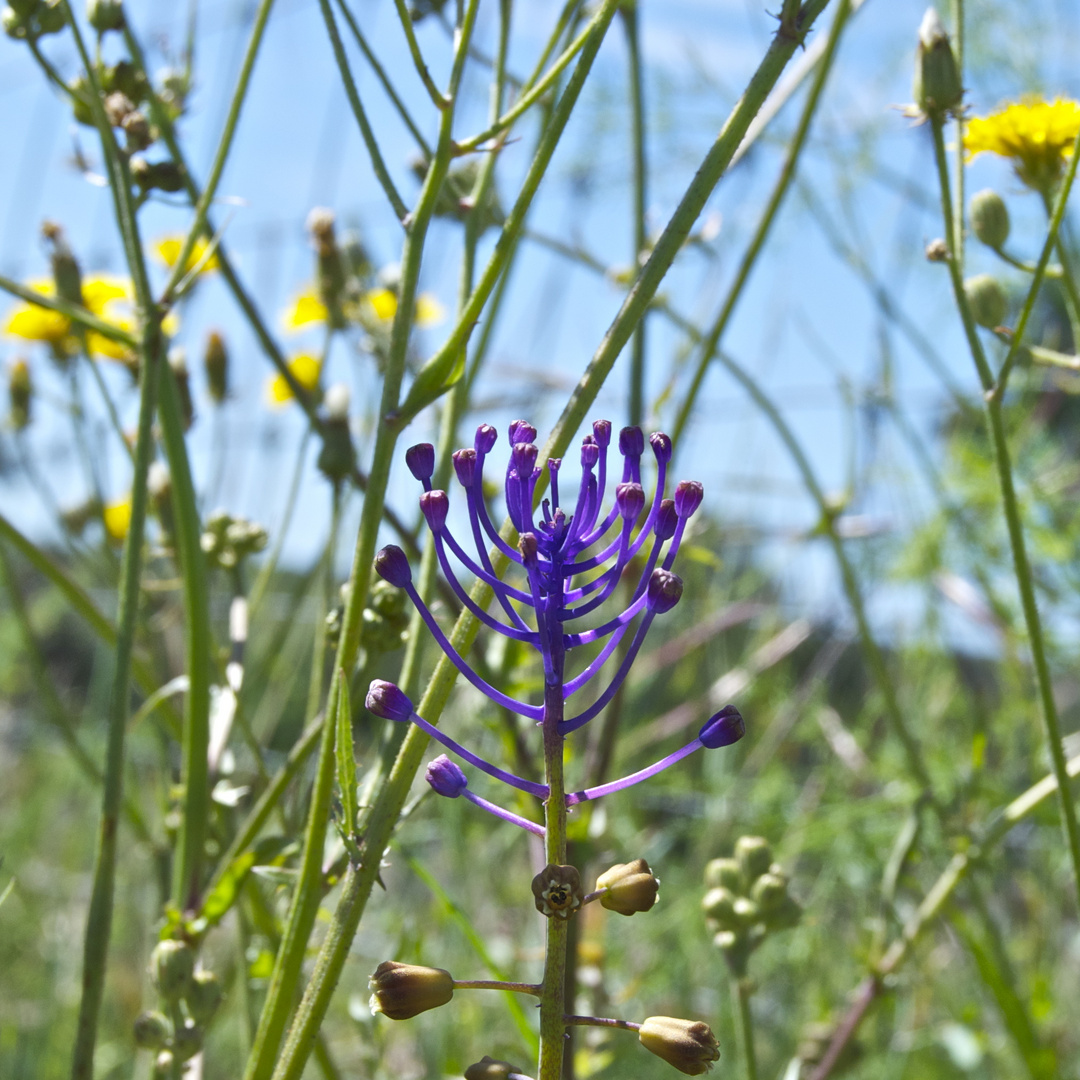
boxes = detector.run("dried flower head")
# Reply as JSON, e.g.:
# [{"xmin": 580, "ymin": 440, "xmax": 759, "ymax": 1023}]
[
  {"xmin": 638, "ymin": 1016, "xmax": 720, "ymax": 1075},
  {"xmin": 532, "ymin": 864, "xmax": 583, "ymax": 919}
]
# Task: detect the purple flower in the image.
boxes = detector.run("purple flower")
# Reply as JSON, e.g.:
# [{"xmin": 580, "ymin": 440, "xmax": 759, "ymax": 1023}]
[
  {"xmin": 366, "ymin": 680, "xmax": 413, "ymax": 722},
  {"xmin": 699, "ymin": 705, "xmax": 745, "ymax": 749},
  {"xmin": 406, "ymin": 443, "xmax": 435, "ymax": 486},
  {"xmin": 426, "ymin": 755, "xmax": 468, "ymax": 797},
  {"xmin": 374, "ymin": 545, "xmax": 412, "ymax": 588}
]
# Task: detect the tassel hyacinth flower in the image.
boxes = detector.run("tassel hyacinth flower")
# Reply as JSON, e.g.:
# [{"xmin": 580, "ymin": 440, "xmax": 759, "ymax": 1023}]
[{"xmin": 366, "ymin": 421, "xmax": 743, "ymax": 1078}]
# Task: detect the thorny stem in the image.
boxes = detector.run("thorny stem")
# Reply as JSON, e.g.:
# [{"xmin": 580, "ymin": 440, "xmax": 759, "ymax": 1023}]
[{"xmin": 930, "ymin": 115, "xmax": 1080, "ymax": 908}]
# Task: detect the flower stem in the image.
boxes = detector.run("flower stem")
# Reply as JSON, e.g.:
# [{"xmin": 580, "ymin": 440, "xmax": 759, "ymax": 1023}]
[{"xmin": 733, "ymin": 978, "xmax": 759, "ymax": 1080}]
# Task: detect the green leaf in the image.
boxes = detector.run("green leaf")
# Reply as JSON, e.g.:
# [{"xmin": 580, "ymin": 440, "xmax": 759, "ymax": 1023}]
[
  {"xmin": 200, "ymin": 851, "xmax": 257, "ymax": 926},
  {"xmin": 335, "ymin": 670, "xmax": 358, "ymax": 838}
]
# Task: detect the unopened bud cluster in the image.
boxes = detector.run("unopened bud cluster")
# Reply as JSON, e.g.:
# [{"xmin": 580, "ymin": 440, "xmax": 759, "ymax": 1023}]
[
  {"xmin": 702, "ymin": 836, "xmax": 801, "ymax": 976},
  {"xmin": 138, "ymin": 940, "xmax": 224, "ymax": 1076},
  {"xmin": 200, "ymin": 511, "xmax": 268, "ymax": 571}
]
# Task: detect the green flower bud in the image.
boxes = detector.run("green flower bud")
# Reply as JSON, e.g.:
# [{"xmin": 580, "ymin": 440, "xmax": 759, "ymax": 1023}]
[
  {"xmin": 42, "ymin": 221, "xmax": 82, "ymax": 307},
  {"xmin": 169, "ymin": 348, "xmax": 194, "ymax": 431},
  {"xmin": 531, "ymin": 863, "xmax": 583, "ymax": 920},
  {"xmin": 913, "ymin": 8, "xmax": 962, "ymax": 118},
  {"xmin": 964, "ymin": 273, "xmax": 1007, "ymax": 329},
  {"xmin": 703, "ymin": 857, "xmax": 743, "ymax": 892},
  {"xmin": 733, "ymin": 896, "xmax": 759, "ymax": 926},
  {"xmin": 308, "ymin": 207, "xmax": 347, "ymax": 329},
  {"xmin": 9, "ymin": 0, "xmax": 37, "ymax": 18},
  {"xmin": 970, "ymin": 189, "xmax": 1010, "ymax": 250},
  {"xmin": 171, "ymin": 1021, "xmax": 203, "ymax": 1063},
  {"xmin": 9, "ymin": 359, "xmax": 32, "ymax": 430},
  {"xmin": 122, "ymin": 110, "xmax": 152, "ymax": 152},
  {"xmin": 185, "ymin": 969, "xmax": 223, "ymax": 1025},
  {"xmin": 3, "ymin": 7, "xmax": 31, "ymax": 38},
  {"xmin": 368, "ymin": 960, "xmax": 454, "ymax": 1020},
  {"xmin": 464, "ymin": 1057, "xmax": 529, "ymax": 1080},
  {"xmin": 152, "ymin": 1051, "xmax": 175, "ymax": 1080},
  {"xmin": 103, "ymin": 60, "xmax": 148, "ymax": 104},
  {"xmin": 761, "ymin": 894, "xmax": 802, "ymax": 931},
  {"xmin": 638, "ymin": 1016, "xmax": 721, "ymax": 1076},
  {"xmin": 317, "ymin": 414, "xmax": 356, "ymax": 484},
  {"xmin": 750, "ymin": 872, "xmax": 788, "ymax": 914},
  {"xmin": 35, "ymin": 0, "xmax": 65, "ymax": 34},
  {"xmin": 596, "ymin": 858, "xmax": 659, "ymax": 916},
  {"xmin": 735, "ymin": 836, "xmax": 773, "ymax": 884},
  {"xmin": 701, "ymin": 887, "xmax": 739, "ymax": 930},
  {"xmin": 87, "ymin": 0, "xmax": 123, "ymax": 32},
  {"xmin": 203, "ymin": 331, "xmax": 229, "ymax": 403},
  {"xmin": 151, "ymin": 940, "xmax": 194, "ymax": 1003},
  {"xmin": 133, "ymin": 1011, "xmax": 171, "ymax": 1050}
]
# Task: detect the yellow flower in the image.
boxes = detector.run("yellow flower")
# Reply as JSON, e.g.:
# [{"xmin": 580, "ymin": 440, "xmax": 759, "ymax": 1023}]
[
  {"xmin": 5, "ymin": 278, "xmax": 75, "ymax": 348},
  {"xmin": 414, "ymin": 293, "xmax": 445, "ymax": 328},
  {"xmin": 267, "ymin": 353, "xmax": 321, "ymax": 406},
  {"xmin": 154, "ymin": 235, "xmax": 220, "ymax": 276},
  {"xmin": 103, "ymin": 498, "xmax": 132, "ymax": 544},
  {"xmin": 282, "ymin": 288, "xmax": 329, "ymax": 332},
  {"xmin": 964, "ymin": 98, "xmax": 1080, "ymax": 190}
]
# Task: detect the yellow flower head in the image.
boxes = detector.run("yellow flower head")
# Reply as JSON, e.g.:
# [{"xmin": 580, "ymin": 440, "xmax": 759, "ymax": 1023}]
[
  {"xmin": 103, "ymin": 498, "xmax": 132, "ymax": 544},
  {"xmin": 964, "ymin": 98, "xmax": 1080, "ymax": 190},
  {"xmin": 281, "ymin": 283, "xmax": 444, "ymax": 332},
  {"xmin": 268, "ymin": 353, "xmax": 322, "ymax": 406},
  {"xmin": 282, "ymin": 289, "xmax": 329, "ymax": 332},
  {"xmin": 154, "ymin": 235, "xmax": 221, "ymax": 277}
]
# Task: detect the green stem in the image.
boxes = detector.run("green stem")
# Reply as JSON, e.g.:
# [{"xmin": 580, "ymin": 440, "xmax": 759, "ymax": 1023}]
[
  {"xmin": 316, "ymin": 0, "xmax": 409, "ymax": 222},
  {"xmin": 623, "ymin": 0, "xmax": 648, "ymax": 427},
  {"xmin": 930, "ymin": 116, "xmax": 1080, "ymax": 907},
  {"xmin": 671, "ymin": 0, "xmax": 852, "ymax": 444},
  {"xmin": 733, "ymin": 979, "xmax": 759, "ymax": 1080},
  {"xmin": 159, "ymin": 368, "xmax": 214, "ymax": 912},
  {"xmin": 161, "ymin": 0, "xmax": 277, "ymax": 302},
  {"xmin": 391, "ymin": 0, "xmax": 448, "ymax": 109}
]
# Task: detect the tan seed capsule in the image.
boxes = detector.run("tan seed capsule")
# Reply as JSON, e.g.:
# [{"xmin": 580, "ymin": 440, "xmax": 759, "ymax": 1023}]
[{"xmin": 638, "ymin": 1016, "xmax": 721, "ymax": 1076}]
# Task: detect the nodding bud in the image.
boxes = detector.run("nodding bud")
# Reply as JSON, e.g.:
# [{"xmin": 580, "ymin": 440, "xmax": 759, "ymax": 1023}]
[
  {"xmin": 368, "ymin": 961, "xmax": 454, "ymax": 1020},
  {"xmin": 674, "ymin": 480, "xmax": 704, "ymax": 518},
  {"xmin": 655, "ymin": 499, "xmax": 678, "ymax": 541},
  {"xmin": 420, "ymin": 490, "xmax": 449, "ymax": 532},
  {"xmin": 464, "ymin": 1057, "xmax": 528, "ymax": 1080},
  {"xmin": 512, "ymin": 442, "xmax": 538, "ymax": 475},
  {"xmin": 453, "ymin": 448, "xmax": 477, "ymax": 488},
  {"xmin": 518, "ymin": 533, "xmax": 538, "ymax": 563},
  {"xmin": 580, "ymin": 437, "xmax": 600, "ymax": 470},
  {"xmin": 638, "ymin": 1016, "xmax": 721, "ymax": 1076},
  {"xmin": 366, "ymin": 680, "xmax": 413, "ymax": 722},
  {"xmin": 647, "ymin": 569, "xmax": 683, "ymax": 613},
  {"xmin": 619, "ymin": 425, "xmax": 644, "ymax": 459},
  {"xmin": 426, "ymin": 755, "xmax": 468, "ymax": 798},
  {"xmin": 508, "ymin": 419, "xmax": 537, "ymax": 446},
  {"xmin": 699, "ymin": 704, "xmax": 745, "ymax": 749},
  {"xmin": 593, "ymin": 419, "xmax": 612, "ymax": 447},
  {"xmin": 374, "ymin": 545, "xmax": 412, "ymax": 587},
  {"xmin": 596, "ymin": 858, "xmax": 660, "ymax": 916},
  {"xmin": 616, "ymin": 482, "xmax": 646, "ymax": 521},
  {"xmin": 405, "ymin": 443, "xmax": 435, "ymax": 483},
  {"xmin": 649, "ymin": 431, "xmax": 672, "ymax": 464},
  {"xmin": 475, "ymin": 423, "xmax": 498, "ymax": 455}
]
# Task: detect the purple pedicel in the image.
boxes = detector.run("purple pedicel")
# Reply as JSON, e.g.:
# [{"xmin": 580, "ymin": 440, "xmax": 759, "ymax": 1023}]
[
  {"xmin": 370, "ymin": 419, "xmax": 740, "ymax": 813},
  {"xmin": 366, "ymin": 680, "xmax": 413, "ymax": 722},
  {"xmin": 406, "ymin": 443, "xmax": 435, "ymax": 487},
  {"xmin": 374, "ymin": 544, "xmax": 412, "ymax": 588},
  {"xmin": 426, "ymin": 754, "xmax": 468, "ymax": 797}
]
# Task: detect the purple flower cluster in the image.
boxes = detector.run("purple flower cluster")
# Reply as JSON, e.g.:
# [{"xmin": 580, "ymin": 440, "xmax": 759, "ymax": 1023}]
[{"xmin": 367, "ymin": 420, "xmax": 744, "ymax": 835}]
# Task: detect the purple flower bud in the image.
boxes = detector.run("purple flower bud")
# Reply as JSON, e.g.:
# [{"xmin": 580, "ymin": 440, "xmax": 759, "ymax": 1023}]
[
  {"xmin": 405, "ymin": 443, "xmax": 435, "ymax": 483},
  {"xmin": 675, "ymin": 479, "xmax": 704, "ymax": 518},
  {"xmin": 420, "ymin": 489, "xmax": 449, "ymax": 532},
  {"xmin": 616, "ymin": 481, "xmax": 646, "ymax": 521},
  {"xmin": 649, "ymin": 431, "xmax": 672, "ymax": 465},
  {"xmin": 374, "ymin": 545, "xmax": 412, "ymax": 587},
  {"xmin": 453, "ymin": 448, "xmax": 477, "ymax": 488},
  {"xmin": 698, "ymin": 704, "xmax": 745, "ymax": 749},
  {"xmin": 426, "ymin": 754, "xmax": 468, "ymax": 797},
  {"xmin": 646, "ymin": 569, "xmax": 683, "ymax": 613},
  {"xmin": 655, "ymin": 499, "xmax": 678, "ymax": 541},
  {"xmin": 508, "ymin": 419, "xmax": 537, "ymax": 446},
  {"xmin": 474, "ymin": 424, "xmax": 498, "ymax": 455},
  {"xmin": 593, "ymin": 419, "xmax": 612, "ymax": 447},
  {"xmin": 512, "ymin": 442, "xmax": 538, "ymax": 475},
  {"xmin": 619, "ymin": 425, "xmax": 644, "ymax": 459},
  {"xmin": 366, "ymin": 679, "xmax": 413, "ymax": 722},
  {"xmin": 580, "ymin": 437, "xmax": 599, "ymax": 469},
  {"xmin": 519, "ymin": 532, "xmax": 538, "ymax": 563}
]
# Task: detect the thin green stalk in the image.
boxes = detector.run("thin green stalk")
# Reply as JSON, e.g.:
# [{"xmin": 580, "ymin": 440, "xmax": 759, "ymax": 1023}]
[
  {"xmin": 391, "ymin": 0, "xmax": 448, "ymax": 109},
  {"xmin": 733, "ymin": 979, "xmax": 759, "ymax": 1080},
  {"xmin": 950, "ymin": 0, "xmax": 964, "ymax": 262},
  {"xmin": 930, "ymin": 116, "xmax": 1080, "ymax": 905},
  {"xmin": 671, "ymin": 0, "xmax": 852, "ymax": 444},
  {"xmin": 316, "ymin": 0, "xmax": 409, "ymax": 222},
  {"xmin": 266, "ymin": 16, "xmax": 833, "ymax": 1077},
  {"xmin": 159, "ymin": 368, "xmax": 214, "ymax": 912},
  {"xmin": 332, "ymin": 0, "xmax": 432, "ymax": 156},
  {"xmin": 623, "ymin": 0, "xmax": 648, "ymax": 427},
  {"xmin": 161, "ymin": 0, "xmax": 277, "ymax": 302}
]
